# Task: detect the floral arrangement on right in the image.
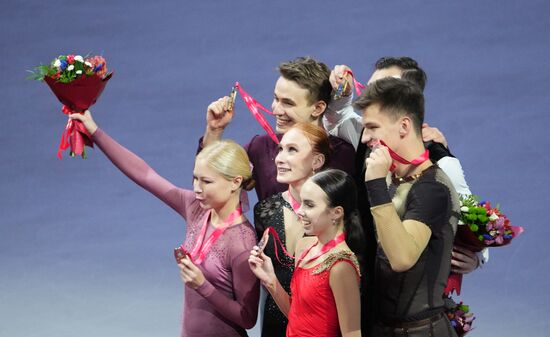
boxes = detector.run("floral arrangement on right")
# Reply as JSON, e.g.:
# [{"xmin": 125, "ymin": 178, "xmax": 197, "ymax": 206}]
[
  {"xmin": 444, "ymin": 297, "xmax": 475, "ymax": 336},
  {"xmin": 445, "ymin": 194, "xmax": 524, "ymax": 295}
]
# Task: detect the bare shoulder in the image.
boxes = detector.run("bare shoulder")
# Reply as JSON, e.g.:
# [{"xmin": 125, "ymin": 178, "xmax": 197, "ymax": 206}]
[{"xmin": 330, "ymin": 257, "xmax": 360, "ymax": 277}]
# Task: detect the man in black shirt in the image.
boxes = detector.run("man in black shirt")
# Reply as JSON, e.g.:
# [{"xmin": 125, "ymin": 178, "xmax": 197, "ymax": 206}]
[{"xmin": 356, "ymin": 77, "xmax": 460, "ymax": 336}]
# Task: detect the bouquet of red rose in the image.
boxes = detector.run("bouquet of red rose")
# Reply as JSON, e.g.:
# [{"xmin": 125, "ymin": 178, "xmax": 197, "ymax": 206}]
[
  {"xmin": 30, "ymin": 54, "xmax": 112, "ymax": 158},
  {"xmin": 444, "ymin": 296, "xmax": 475, "ymax": 337},
  {"xmin": 445, "ymin": 194, "xmax": 524, "ymax": 295}
]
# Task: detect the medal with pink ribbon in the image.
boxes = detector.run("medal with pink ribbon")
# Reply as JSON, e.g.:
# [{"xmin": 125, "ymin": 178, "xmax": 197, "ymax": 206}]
[
  {"xmin": 344, "ymin": 69, "xmax": 366, "ymax": 96},
  {"xmin": 257, "ymin": 192, "xmax": 301, "ymax": 266},
  {"xmin": 335, "ymin": 70, "xmax": 366, "ymax": 99},
  {"xmin": 183, "ymin": 206, "xmax": 243, "ymax": 265},
  {"xmin": 233, "ymin": 82, "xmax": 279, "ymax": 144},
  {"xmin": 260, "ymin": 227, "xmax": 295, "ymax": 267}
]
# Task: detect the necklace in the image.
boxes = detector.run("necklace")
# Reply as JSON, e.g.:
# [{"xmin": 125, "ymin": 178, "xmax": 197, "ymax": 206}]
[
  {"xmin": 391, "ymin": 164, "xmax": 433, "ymax": 184},
  {"xmin": 391, "ymin": 172, "xmax": 423, "ymax": 184}
]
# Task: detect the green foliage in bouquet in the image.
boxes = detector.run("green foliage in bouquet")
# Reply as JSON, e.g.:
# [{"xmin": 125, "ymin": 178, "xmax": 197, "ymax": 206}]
[{"xmin": 28, "ymin": 54, "xmax": 108, "ymax": 83}]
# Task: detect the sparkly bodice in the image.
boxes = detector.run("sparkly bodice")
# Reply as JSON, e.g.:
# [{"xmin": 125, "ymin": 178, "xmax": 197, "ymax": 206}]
[
  {"xmin": 254, "ymin": 193, "xmax": 295, "ymax": 337},
  {"xmin": 287, "ymin": 251, "xmax": 360, "ymax": 337}
]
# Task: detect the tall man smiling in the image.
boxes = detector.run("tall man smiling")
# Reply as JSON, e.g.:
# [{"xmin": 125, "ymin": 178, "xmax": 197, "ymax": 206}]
[{"xmin": 201, "ymin": 56, "xmax": 355, "ymax": 202}]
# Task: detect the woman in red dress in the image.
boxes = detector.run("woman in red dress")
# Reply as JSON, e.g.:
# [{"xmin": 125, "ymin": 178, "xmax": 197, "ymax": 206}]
[{"xmin": 249, "ymin": 169, "xmax": 363, "ymax": 337}]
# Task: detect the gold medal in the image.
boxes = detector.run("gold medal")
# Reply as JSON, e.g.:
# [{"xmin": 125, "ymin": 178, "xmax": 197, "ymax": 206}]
[
  {"xmin": 227, "ymin": 86, "xmax": 237, "ymax": 112},
  {"xmin": 333, "ymin": 78, "xmax": 350, "ymax": 100}
]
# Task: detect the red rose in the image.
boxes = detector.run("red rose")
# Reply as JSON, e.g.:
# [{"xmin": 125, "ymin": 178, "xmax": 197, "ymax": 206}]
[{"xmin": 67, "ymin": 54, "xmax": 75, "ymax": 64}]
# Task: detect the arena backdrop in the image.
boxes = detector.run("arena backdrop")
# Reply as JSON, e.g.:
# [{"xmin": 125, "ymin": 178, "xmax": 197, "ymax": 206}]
[{"xmin": 1, "ymin": 1, "xmax": 549, "ymax": 336}]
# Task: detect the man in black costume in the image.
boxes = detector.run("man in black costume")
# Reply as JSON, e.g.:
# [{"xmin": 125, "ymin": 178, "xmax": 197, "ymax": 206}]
[{"xmin": 357, "ymin": 77, "xmax": 460, "ymax": 337}]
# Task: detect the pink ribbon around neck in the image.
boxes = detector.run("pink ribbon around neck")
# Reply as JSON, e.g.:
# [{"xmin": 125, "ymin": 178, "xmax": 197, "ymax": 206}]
[
  {"xmin": 284, "ymin": 190, "xmax": 301, "ymax": 213},
  {"xmin": 297, "ymin": 232, "xmax": 346, "ymax": 266},
  {"xmin": 379, "ymin": 140, "xmax": 430, "ymax": 165},
  {"xmin": 261, "ymin": 219, "xmax": 347, "ymax": 267},
  {"xmin": 373, "ymin": 140, "xmax": 430, "ymax": 172},
  {"xmin": 185, "ymin": 206, "xmax": 243, "ymax": 265}
]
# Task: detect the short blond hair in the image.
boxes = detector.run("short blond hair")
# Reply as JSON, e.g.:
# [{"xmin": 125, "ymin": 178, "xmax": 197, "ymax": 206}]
[{"xmin": 197, "ymin": 140, "xmax": 255, "ymax": 191}]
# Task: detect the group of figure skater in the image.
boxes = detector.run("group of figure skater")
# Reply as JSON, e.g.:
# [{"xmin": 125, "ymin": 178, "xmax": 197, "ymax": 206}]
[{"xmin": 68, "ymin": 55, "xmax": 487, "ymax": 337}]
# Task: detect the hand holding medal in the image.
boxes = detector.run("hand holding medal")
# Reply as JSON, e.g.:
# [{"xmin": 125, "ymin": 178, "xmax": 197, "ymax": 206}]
[
  {"xmin": 175, "ymin": 246, "xmax": 201, "ymax": 289},
  {"xmin": 206, "ymin": 95, "xmax": 235, "ymax": 132},
  {"xmin": 227, "ymin": 85, "xmax": 237, "ymax": 113},
  {"xmin": 174, "ymin": 246, "xmax": 190, "ymax": 264},
  {"xmin": 178, "ymin": 252, "xmax": 206, "ymax": 290},
  {"xmin": 176, "ymin": 207, "xmax": 243, "ymax": 289},
  {"xmin": 330, "ymin": 65, "xmax": 353, "ymax": 100},
  {"xmin": 330, "ymin": 66, "xmax": 365, "ymax": 100},
  {"xmin": 249, "ymin": 231, "xmax": 277, "ymax": 288},
  {"xmin": 256, "ymin": 228, "xmax": 270, "ymax": 254},
  {"xmin": 206, "ymin": 82, "xmax": 279, "ymax": 143}
]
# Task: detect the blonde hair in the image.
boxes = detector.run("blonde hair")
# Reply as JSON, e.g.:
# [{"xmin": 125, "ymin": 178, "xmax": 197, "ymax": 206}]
[{"xmin": 196, "ymin": 140, "xmax": 255, "ymax": 191}]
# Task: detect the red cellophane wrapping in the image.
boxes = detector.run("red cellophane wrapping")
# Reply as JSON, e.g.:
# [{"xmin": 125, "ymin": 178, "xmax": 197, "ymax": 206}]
[
  {"xmin": 44, "ymin": 73, "xmax": 112, "ymax": 159},
  {"xmin": 445, "ymin": 223, "xmax": 523, "ymax": 295}
]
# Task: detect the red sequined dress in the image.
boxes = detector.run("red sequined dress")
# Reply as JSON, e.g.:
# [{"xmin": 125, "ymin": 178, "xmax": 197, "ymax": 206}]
[{"xmin": 286, "ymin": 246, "xmax": 360, "ymax": 337}]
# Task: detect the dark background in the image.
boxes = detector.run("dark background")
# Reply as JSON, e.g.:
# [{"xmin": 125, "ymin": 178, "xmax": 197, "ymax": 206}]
[{"xmin": 1, "ymin": 1, "xmax": 549, "ymax": 336}]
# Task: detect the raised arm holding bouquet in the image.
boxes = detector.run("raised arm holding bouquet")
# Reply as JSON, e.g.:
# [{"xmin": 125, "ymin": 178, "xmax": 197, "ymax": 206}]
[
  {"xmin": 66, "ymin": 110, "xmax": 260, "ymax": 336},
  {"xmin": 30, "ymin": 54, "xmax": 112, "ymax": 158}
]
